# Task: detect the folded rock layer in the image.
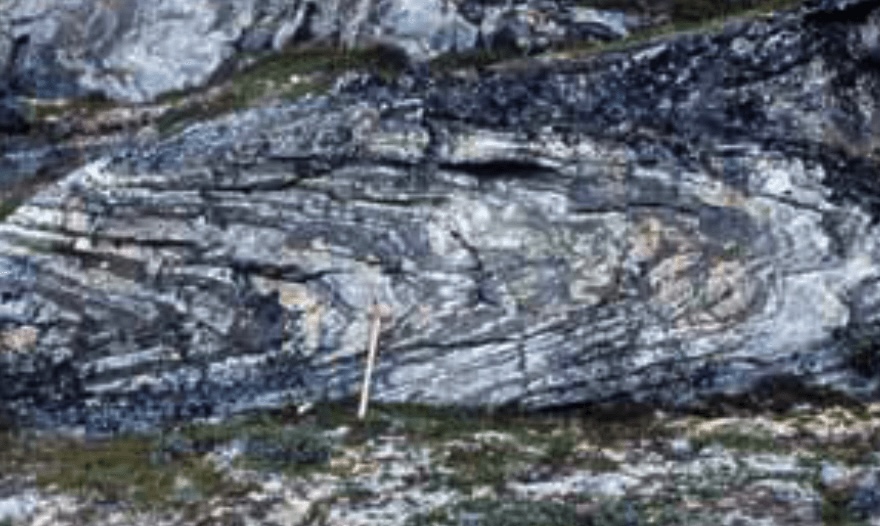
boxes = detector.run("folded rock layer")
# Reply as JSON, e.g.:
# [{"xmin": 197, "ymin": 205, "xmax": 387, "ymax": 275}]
[{"xmin": 3, "ymin": 0, "xmax": 880, "ymax": 432}]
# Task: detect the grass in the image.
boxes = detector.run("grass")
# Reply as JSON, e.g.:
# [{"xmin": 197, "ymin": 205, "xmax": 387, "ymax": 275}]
[
  {"xmin": 798, "ymin": 446, "xmax": 873, "ymax": 525},
  {"xmin": 574, "ymin": 406, "xmax": 675, "ymax": 448},
  {"xmin": 304, "ymin": 402, "xmax": 638, "ymax": 491},
  {"xmin": 485, "ymin": 0, "xmax": 803, "ymax": 68},
  {"xmin": 155, "ymin": 45, "xmax": 409, "ymax": 137},
  {"xmin": 0, "ymin": 146, "xmax": 85, "ymax": 225},
  {"xmin": 11, "ymin": 0, "xmax": 805, "ymax": 142},
  {"xmin": 817, "ymin": 483, "xmax": 870, "ymax": 526},
  {"xmin": 0, "ymin": 401, "xmax": 655, "ymax": 512},
  {"xmin": 304, "ymin": 402, "xmax": 657, "ymax": 491},
  {"xmin": 0, "ymin": 413, "xmax": 336, "ymax": 511},
  {"xmin": 541, "ymin": 431, "xmax": 579, "ymax": 466},
  {"xmin": 0, "ymin": 174, "xmax": 57, "ymax": 223},
  {"xmin": 309, "ymin": 401, "xmax": 566, "ymax": 446},
  {"xmin": 405, "ymin": 497, "xmax": 709, "ymax": 526},
  {"xmin": 0, "ymin": 403, "xmax": 565, "ymax": 516},
  {"xmin": 405, "ymin": 498, "xmax": 585, "ymax": 526},
  {"xmin": 21, "ymin": 46, "xmax": 407, "ymax": 136},
  {"xmin": 7, "ymin": 399, "xmax": 880, "ymax": 520},
  {"xmin": 0, "ymin": 199, "xmax": 22, "ymax": 222},
  {"xmin": 803, "ymin": 432, "xmax": 880, "ymax": 467},
  {"xmin": 429, "ymin": 48, "xmax": 524, "ymax": 72},
  {"xmin": 0, "ymin": 412, "xmax": 330, "ymax": 510},
  {"xmin": 691, "ymin": 428, "xmax": 783, "ymax": 454},
  {"xmin": 0, "ymin": 431, "xmax": 255, "ymax": 510},
  {"xmin": 442, "ymin": 440, "xmax": 531, "ymax": 493},
  {"xmin": 161, "ymin": 413, "xmax": 334, "ymax": 477},
  {"xmin": 26, "ymin": 94, "xmax": 116, "ymax": 124}
]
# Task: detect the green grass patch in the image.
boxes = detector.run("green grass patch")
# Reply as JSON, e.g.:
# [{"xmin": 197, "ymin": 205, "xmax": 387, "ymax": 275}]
[
  {"xmin": 348, "ymin": 402, "xmax": 673, "ymax": 450},
  {"xmin": 477, "ymin": 0, "xmax": 802, "ymax": 69},
  {"xmin": 156, "ymin": 45, "xmax": 408, "ymax": 137},
  {"xmin": 691, "ymin": 428, "xmax": 782, "ymax": 453},
  {"xmin": 25, "ymin": 93, "xmax": 117, "ymax": 125},
  {"xmin": 540, "ymin": 431, "xmax": 579, "ymax": 467},
  {"xmin": 0, "ymin": 198, "xmax": 22, "ymax": 221},
  {"xmin": 235, "ymin": 45, "xmax": 407, "ymax": 89},
  {"xmin": 808, "ymin": 434, "xmax": 880, "ymax": 467},
  {"xmin": 0, "ymin": 163, "xmax": 73, "ymax": 223},
  {"xmin": 430, "ymin": 48, "xmax": 524, "ymax": 72},
  {"xmin": 310, "ymin": 401, "xmax": 563, "ymax": 446},
  {"xmin": 0, "ymin": 432, "xmax": 255, "ymax": 509},
  {"xmin": 799, "ymin": 452, "xmax": 871, "ymax": 525},
  {"xmin": 162, "ymin": 413, "xmax": 334, "ymax": 476},
  {"xmin": 405, "ymin": 498, "xmax": 584, "ymax": 526},
  {"xmin": 818, "ymin": 485, "xmax": 869, "ymax": 526},
  {"xmin": 441, "ymin": 440, "xmax": 533, "ymax": 493},
  {"xmin": 574, "ymin": 407, "xmax": 675, "ymax": 448},
  {"xmin": 405, "ymin": 497, "xmax": 713, "ymax": 526}
]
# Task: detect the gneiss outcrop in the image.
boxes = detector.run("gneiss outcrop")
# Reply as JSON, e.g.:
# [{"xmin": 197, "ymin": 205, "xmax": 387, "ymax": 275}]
[
  {"xmin": 0, "ymin": 0, "xmax": 646, "ymax": 205},
  {"xmin": 0, "ymin": 0, "xmax": 641, "ymax": 105},
  {"xmin": 3, "ymin": 0, "xmax": 880, "ymax": 432}
]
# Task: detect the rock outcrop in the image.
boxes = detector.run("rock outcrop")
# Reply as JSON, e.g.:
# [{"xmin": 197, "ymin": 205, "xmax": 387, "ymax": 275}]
[
  {"xmin": 0, "ymin": 0, "xmax": 257, "ymax": 103},
  {"xmin": 3, "ymin": 0, "xmax": 880, "ymax": 432},
  {"xmin": 0, "ymin": 0, "xmax": 641, "ymax": 104}
]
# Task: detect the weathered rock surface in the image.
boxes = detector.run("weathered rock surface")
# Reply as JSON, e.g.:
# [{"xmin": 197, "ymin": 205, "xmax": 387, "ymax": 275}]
[
  {"xmin": 0, "ymin": 0, "xmax": 641, "ymax": 104},
  {"xmin": 2, "ymin": 403, "xmax": 880, "ymax": 526},
  {"xmin": 0, "ymin": 0, "xmax": 257, "ymax": 102},
  {"xmin": 3, "ymin": 0, "xmax": 880, "ymax": 431}
]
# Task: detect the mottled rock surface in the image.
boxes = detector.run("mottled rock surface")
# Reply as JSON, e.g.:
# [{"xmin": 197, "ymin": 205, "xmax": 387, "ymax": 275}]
[
  {"xmin": 0, "ymin": 0, "xmax": 641, "ymax": 103},
  {"xmin": 2, "ymin": 402, "xmax": 880, "ymax": 526},
  {"xmin": 0, "ymin": 0, "xmax": 260, "ymax": 102},
  {"xmin": 3, "ymin": 0, "xmax": 880, "ymax": 431}
]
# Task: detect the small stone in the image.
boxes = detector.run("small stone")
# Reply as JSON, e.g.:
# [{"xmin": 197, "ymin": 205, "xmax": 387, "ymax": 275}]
[
  {"xmin": 668, "ymin": 438, "xmax": 693, "ymax": 459},
  {"xmin": 325, "ymin": 426, "xmax": 351, "ymax": 441},
  {"xmin": 1, "ymin": 326, "xmax": 39, "ymax": 353},
  {"xmin": 0, "ymin": 492, "xmax": 39, "ymax": 523},
  {"xmin": 820, "ymin": 463, "xmax": 850, "ymax": 488}
]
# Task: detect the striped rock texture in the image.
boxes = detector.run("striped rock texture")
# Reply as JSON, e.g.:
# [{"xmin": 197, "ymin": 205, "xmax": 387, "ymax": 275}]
[{"xmin": 3, "ymin": 0, "xmax": 880, "ymax": 431}]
